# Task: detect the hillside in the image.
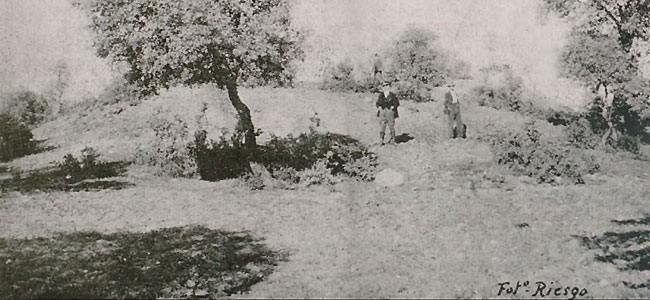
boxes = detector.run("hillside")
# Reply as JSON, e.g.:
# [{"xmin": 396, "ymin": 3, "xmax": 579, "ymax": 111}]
[{"xmin": 1, "ymin": 83, "xmax": 650, "ymax": 298}]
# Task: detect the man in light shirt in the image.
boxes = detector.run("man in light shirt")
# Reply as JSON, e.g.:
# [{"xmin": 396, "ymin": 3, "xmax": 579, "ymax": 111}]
[
  {"xmin": 443, "ymin": 82, "xmax": 466, "ymax": 139},
  {"xmin": 597, "ymin": 81, "xmax": 618, "ymax": 146},
  {"xmin": 376, "ymin": 81, "xmax": 399, "ymax": 145}
]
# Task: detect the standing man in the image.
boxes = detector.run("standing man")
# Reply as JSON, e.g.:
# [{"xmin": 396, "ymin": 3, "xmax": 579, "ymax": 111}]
[
  {"xmin": 372, "ymin": 53, "xmax": 383, "ymax": 81},
  {"xmin": 597, "ymin": 81, "xmax": 617, "ymax": 147},
  {"xmin": 376, "ymin": 81, "xmax": 399, "ymax": 145},
  {"xmin": 444, "ymin": 82, "xmax": 466, "ymax": 139}
]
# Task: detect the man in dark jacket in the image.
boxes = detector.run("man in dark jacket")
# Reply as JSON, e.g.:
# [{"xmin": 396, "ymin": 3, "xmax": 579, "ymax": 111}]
[
  {"xmin": 443, "ymin": 82, "xmax": 466, "ymax": 139},
  {"xmin": 376, "ymin": 81, "xmax": 399, "ymax": 145}
]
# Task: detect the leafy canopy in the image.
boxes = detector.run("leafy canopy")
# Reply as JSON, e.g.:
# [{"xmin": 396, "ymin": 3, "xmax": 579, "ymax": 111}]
[
  {"xmin": 78, "ymin": 0, "xmax": 304, "ymax": 96},
  {"xmin": 384, "ymin": 27, "xmax": 449, "ymax": 86},
  {"xmin": 560, "ymin": 30, "xmax": 636, "ymax": 86},
  {"xmin": 380, "ymin": 27, "xmax": 453, "ymax": 101},
  {"xmin": 544, "ymin": 0, "xmax": 650, "ymax": 135},
  {"xmin": 544, "ymin": 0, "xmax": 650, "ymax": 52}
]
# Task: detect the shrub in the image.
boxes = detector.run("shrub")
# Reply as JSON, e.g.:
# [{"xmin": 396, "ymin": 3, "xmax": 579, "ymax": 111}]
[
  {"xmin": 256, "ymin": 130, "xmax": 377, "ymax": 179},
  {"xmin": 564, "ymin": 118, "xmax": 601, "ymax": 149},
  {"xmin": 57, "ymin": 147, "xmax": 119, "ymax": 183},
  {"xmin": 615, "ymin": 134, "xmax": 640, "ymax": 154},
  {"xmin": 381, "ymin": 27, "xmax": 451, "ymax": 102},
  {"xmin": 189, "ymin": 130, "xmax": 252, "ymax": 181},
  {"xmin": 191, "ymin": 129, "xmax": 378, "ymax": 186},
  {"xmin": 0, "ymin": 90, "xmax": 49, "ymax": 127},
  {"xmin": 135, "ymin": 113, "xmax": 198, "ymax": 178},
  {"xmin": 0, "ymin": 113, "xmax": 37, "ymax": 162},
  {"xmin": 320, "ymin": 60, "xmax": 358, "ymax": 92},
  {"xmin": 490, "ymin": 123, "xmax": 600, "ymax": 184},
  {"xmin": 295, "ymin": 158, "xmax": 340, "ymax": 188},
  {"xmin": 471, "ymin": 65, "xmax": 534, "ymax": 113},
  {"xmin": 546, "ymin": 109, "xmax": 581, "ymax": 126}
]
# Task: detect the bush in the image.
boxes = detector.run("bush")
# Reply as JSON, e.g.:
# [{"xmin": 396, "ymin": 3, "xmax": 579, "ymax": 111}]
[
  {"xmin": 320, "ymin": 60, "xmax": 358, "ymax": 92},
  {"xmin": 294, "ymin": 158, "xmax": 340, "ymax": 188},
  {"xmin": 564, "ymin": 118, "xmax": 601, "ymax": 149},
  {"xmin": 381, "ymin": 27, "xmax": 450, "ymax": 102},
  {"xmin": 57, "ymin": 147, "xmax": 119, "ymax": 183},
  {"xmin": 135, "ymin": 113, "xmax": 198, "ymax": 178},
  {"xmin": 0, "ymin": 113, "xmax": 38, "ymax": 162},
  {"xmin": 489, "ymin": 123, "xmax": 600, "ymax": 184},
  {"xmin": 189, "ymin": 130, "xmax": 252, "ymax": 181},
  {"xmin": 191, "ymin": 129, "xmax": 378, "ymax": 186},
  {"xmin": 471, "ymin": 65, "xmax": 535, "ymax": 113},
  {"xmin": 546, "ymin": 109, "xmax": 581, "ymax": 126},
  {"xmin": 257, "ymin": 130, "xmax": 377, "ymax": 177},
  {"xmin": 0, "ymin": 90, "xmax": 49, "ymax": 127},
  {"xmin": 615, "ymin": 134, "xmax": 640, "ymax": 154}
]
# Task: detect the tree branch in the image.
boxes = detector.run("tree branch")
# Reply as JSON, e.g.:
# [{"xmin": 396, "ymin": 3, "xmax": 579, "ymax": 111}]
[{"xmin": 595, "ymin": 0, "xmax": 623, "ymax": 33}]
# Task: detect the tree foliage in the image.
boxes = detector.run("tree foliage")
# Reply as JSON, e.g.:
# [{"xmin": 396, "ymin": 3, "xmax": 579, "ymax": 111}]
[
  {"xmin": 544, "ymin": 0, "xmax": 650, "ymax": 139},
  {"xmin": 382, "ymin": 27, "xmax": 452, "ymax": 101},
  {"xmin": 561, "ymin": 31, "xmax": 636, "ymax": 85},
  {"xmin": 544, "ymin": 0, "xmax": 650, "ymax": 52},
  {"xmin": 76, "ymin": 0, "xmax": 304, "ymax": 150}
]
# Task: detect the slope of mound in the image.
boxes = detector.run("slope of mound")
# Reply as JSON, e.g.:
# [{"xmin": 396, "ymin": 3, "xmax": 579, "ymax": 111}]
[{"xmin": 3, "ymin": 84, "xmax": 650, "ymax": 298}]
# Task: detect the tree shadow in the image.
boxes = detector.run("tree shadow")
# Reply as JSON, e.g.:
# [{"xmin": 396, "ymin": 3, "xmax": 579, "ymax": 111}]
[
  {"xmin": 33, "ymin": 139, "xmax": 57, "ymax": 154},
  {"xmin": 0, "ymin": 225, "xmax": 288, "ymax": 298},
  {"xmin": 395, "ymin": 133, "xmax": 414, "ymax": 144},
  {"xmin": 574, "ymin": 215, "xmax": 650, "ymax": 290},
  {"xmin": 0, "ymin": 161, "xmax": 133, "ymax": 194},
  {"xmin": 0, "ymin": 138, "xmax": 57, "ymax": 164}
]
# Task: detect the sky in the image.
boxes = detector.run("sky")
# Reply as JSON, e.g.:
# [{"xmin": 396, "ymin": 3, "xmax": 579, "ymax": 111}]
[{"xmin": 0, "ymin": 0, "xmax": 587, "ymax": 108}]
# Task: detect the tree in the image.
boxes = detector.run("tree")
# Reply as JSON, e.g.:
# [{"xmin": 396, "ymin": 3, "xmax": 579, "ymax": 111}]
[
  {"xmin": 544, "ymin": 0, "xmax": 650, "ymax": 53},
  {"xmin": 381, "ymin": 27, "xmax": 452, "ymax": 102},
  {"xmin": 75, "ymin": 0, "xmax": 304, "ymax": 151},
  {"xmin": 544, "ymin": 0, "xmax": 650, "ymax": 143},
  {"xmin": 560, "ymin": 30, "xmax": 636, "ymax": 86},
  {"xmin": 320, "ymin": 59, "xmax": 356, "ymax": 92}
]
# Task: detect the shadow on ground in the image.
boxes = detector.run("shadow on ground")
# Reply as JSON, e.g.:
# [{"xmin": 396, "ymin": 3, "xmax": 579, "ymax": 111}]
[
  {"xmin": 575, "ymin": 215, "xmax": 650, "ymax": 290},
  {"xmin": 0, "ymin": 161, "xmax": 133, "ymax": 194},
  {"xmin": 395, "ymin": 133, "xmax": 414, "ymax": 144},
  {"xmin": 0, "ymin": 225, "xmax": 287, "ymax": 299},
  {"xmin": 0, "ymin": 139, "xmax": 57, "ymax": 164}
]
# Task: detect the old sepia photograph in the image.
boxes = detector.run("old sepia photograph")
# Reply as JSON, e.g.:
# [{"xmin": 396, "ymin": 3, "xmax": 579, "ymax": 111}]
[{"xmin": 1, "ymin": 0, "xmax": 649, "ymax": 298}]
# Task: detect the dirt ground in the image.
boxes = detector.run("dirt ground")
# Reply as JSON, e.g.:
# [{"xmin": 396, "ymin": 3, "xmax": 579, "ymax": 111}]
[{"xmin": 1, "ymin": 86, "xmax": 649, "ymax": 298}]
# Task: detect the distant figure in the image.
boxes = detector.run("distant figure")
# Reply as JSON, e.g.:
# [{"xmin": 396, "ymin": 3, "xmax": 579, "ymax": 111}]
[
  {"xmin": 309, "ymin": 111, "xmax": 321, "ymax": 131},
  {"xmin": 376, "ymin": 81, "xmax": 399, "ymax": 145},
  {"xmin": 597, "ymin": 81, "xmax": 617, "ymax": 146},
  {"xmin": 444, "ymin": 82, "xmax": 466, "ymax": 139},
  {"xmin": 372, "ymin": 53, "xmax": 383, "ymax": 80}
]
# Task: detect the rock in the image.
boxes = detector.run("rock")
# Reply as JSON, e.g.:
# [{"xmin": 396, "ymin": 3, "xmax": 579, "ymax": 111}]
[{"xmin": 374, "ymin": 168, "xmax": 405, "ymax": 187}]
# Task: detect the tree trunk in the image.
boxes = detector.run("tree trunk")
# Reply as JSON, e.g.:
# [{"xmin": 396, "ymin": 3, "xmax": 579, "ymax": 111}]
[{"xmin": 225, "ymin": 81, "xmax": 257, "ymax": 152}]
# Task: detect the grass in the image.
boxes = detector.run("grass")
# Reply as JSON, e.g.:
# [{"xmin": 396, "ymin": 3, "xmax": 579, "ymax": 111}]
[
  {"xmin": 1, "ymin": 83, "xmax": 650, "ymax": 298},
  {"xmin": 0, "ymin": 225, "xmax": 286, "ymax": 299}
]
